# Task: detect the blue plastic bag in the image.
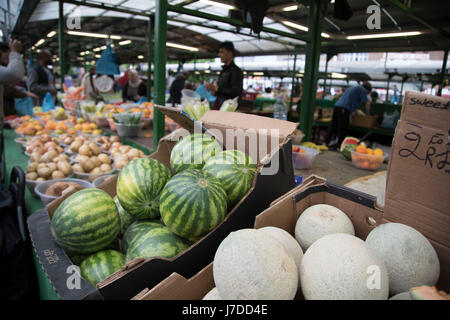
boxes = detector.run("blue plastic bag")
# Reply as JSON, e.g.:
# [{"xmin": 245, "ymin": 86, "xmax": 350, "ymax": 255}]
[
  {"xmin": 42, "ymin": 92, "xmax": 55, "ymax": 112},
  {"xmin": 137, "ymin": 96, "xmax": 148, "ymax": 105},
  {"xmin": 14, "ymin": 96, "xmax": 34, "ymax": 116}
]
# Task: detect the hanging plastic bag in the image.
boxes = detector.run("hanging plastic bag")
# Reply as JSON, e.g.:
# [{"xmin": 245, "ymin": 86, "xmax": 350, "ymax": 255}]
[
  {"xmin": 14, "ymin": 97, "xmax": 34, "ymax": 117},
  {"xmin": 42, "ymin": 92, "xmax": 56, "ymax": 112},
  {"xmin": 137, "ymin": 96, "xmax": 148, "ymax": 105},
  {"xmin": 220, "ymin": 96, "xmax": 239, "ymax": 112}
]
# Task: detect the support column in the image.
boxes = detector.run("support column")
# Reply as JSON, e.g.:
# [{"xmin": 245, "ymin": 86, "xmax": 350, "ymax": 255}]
[
  {"xmin": 299, "ymin": 0, "xmax": 324, "ymax": 141},
  {"xmin": 385, "ymin": 75, "xmax": 391, "ymax": 103},
  {"xmin": 438, "ymin": 49, "xmax": 448, "ymax": 96},
  {"xmin": 289, "ymin": 46, "xmax": 299, "ymax": 111},
  {"xmin": 58, "ymin": 1, "xmax": 65, "ymax": 92},
  {"xmin": 147, "ymin": 16, "xmax": 153, "ymax": 100},
  {"xmin": 153, "ymin": 0, "xmax": 168, "ymax": 151},
  {"xmin": 399, "ymin": 76, "xmax": 406, "ymax": 104},
  {"xmin": 323, "ymin": 53, "xmax": 329, "ymax": 97}
]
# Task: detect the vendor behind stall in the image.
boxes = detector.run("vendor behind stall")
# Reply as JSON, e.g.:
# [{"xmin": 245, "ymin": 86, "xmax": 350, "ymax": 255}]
[{"xmin": 122, "ymin": 70, "xmax": 146, "ymax": 102}]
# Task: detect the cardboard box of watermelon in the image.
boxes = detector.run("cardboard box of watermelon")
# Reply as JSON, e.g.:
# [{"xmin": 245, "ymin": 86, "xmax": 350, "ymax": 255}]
[
  {"xmin": 133, "ymin": 91, "xmax": 450, "ymax": 300},
  {"xmin": 27, "ymin": 107, "xmax": 299, "ymax": 299}
]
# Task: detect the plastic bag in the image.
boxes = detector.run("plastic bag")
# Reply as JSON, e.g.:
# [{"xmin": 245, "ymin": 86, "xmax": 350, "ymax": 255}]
[
  {"xmin": 220, "ymin": 96, "xmax": 238, "ymax": 112},
  {"xmin": 182, "ymin": 100, "xmax": 210, "ymax": 120},
  {"xmin": 137, "ymin": 96, "xmax": 148, "ymax": 105},
  {"xmin": 14, "ymin": 97, "xmax": 34, "ymax": 116},
  {"xmin": 42, "ymin": 92, "xmax": 56, "ymax": 112},
  {"xmin": 380, "ymin": 109, "xmax": 400, "ymax": 129}
]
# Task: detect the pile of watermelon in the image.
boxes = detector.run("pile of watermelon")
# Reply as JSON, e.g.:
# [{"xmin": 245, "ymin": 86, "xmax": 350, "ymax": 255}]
[
  {"xmin": 50, "ymin": 133, "xmax": 258, "ymax": 286},
  {"xmin": 340, "ymin": 136, "xmax": 359, "ymax": 160}
]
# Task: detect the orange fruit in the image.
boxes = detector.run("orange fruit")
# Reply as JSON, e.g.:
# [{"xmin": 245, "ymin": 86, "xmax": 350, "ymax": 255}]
[
  {"xmin": 356, "ymin": 145, "xmax": 366, "ymax": 154},
  {"xmin": 366, "ymin": 148, "xmax": 374, "ymax": 155},
  {"xmin": 374, "ymin": 148, "xmax": 383, "ymax": 156},
  {"xmin": 361, "ymin": 160, "xmax": 370, "ymax": 169}
]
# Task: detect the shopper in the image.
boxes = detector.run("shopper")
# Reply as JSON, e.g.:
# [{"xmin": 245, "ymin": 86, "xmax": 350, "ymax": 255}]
[
  {"xmin": 0, "ymin": 39, "xmax": 25, "ymax": 128},
  {"xmin": 81, "ymin": 66, "xmax": 104, "ymax": 103},
  {"xmin": 212, "ymin": 41, "xmax": 243, "ymax": 110},
  {"xmin": 324, "ymin": 81, "xmax": 372, "ymax": 148},
  {"xmin": 167, "ymin": 72, "xmax": 188, "ymax": 105},
  {"xmin": 195, "ymin": 80, "xmax": 216, "ymax": 103},
  {"xmin": 27, "ymin": 48, "xmax": 57, "ymax": 106},
  {"xmin": 370, "ymin": 90, "xmax": 383, "ymax": 103},
  {"xmin": 122, "ymin": 70, "xmax": 146, "ymax": 102}
]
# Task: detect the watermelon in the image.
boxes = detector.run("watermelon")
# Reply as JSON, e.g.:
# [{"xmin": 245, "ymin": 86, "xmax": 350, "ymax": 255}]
[
  {"xmin": 51, "ymin": 188, "xmax": 120, "ymax": 255},
  {"xmin": 170, "ymin": 133, "xmax": 222, "ymax": 174},
  {"xmin": 116, "ymin": 158, "xmax": 172, "ymax": 220},
  {"xmin": 113, "ymin": 196, "xmax": 135, "ymax": 236},
  {"xmin": 339, "ymin": 136, "xmax": 359, "ymax": 152},
  {"xmin": 125, "ymin": 225, "xmax": 191, "ymax": 262},
  {"xmin": 121, "ymin": 219, "xmax": 165, "ymax": 254},
  {"xmin": 342, "ymin": 144, "xmax": 357, "ymax": 160},
  {"xmin": 80, "ymin": 249, "xmax": 125, "ymax": 286},
  {"xmin": 159, "ymin": 169, "xmax": 227, "ymax": 241},
  {"xmin": 203, "ymin": 150, "xmax": 257, "ymax": 208}
]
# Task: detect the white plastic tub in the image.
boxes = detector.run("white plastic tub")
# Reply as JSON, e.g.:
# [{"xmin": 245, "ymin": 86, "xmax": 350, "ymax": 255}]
[
  {"xmin": 292, "ymin": 145, "xmax": 319, "ymax": 170},
  {"xmin": 34, "ymin": 178, "xmax": 94, "ymax": 206}
]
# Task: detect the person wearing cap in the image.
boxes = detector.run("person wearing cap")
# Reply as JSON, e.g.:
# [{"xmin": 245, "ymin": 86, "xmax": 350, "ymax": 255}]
[
  {"xmin": 211, "ymin": 41, "xmax": 243, "ymax": 110},
  {"xmin": 324, "ymin": 81, "xmax": 372, "ymax": 148}
]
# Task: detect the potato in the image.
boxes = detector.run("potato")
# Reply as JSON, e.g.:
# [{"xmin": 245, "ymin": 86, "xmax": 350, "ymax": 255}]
[
  {"xmin": 58, "ymin": 154, "xmax": 69, "ymax": 162},
  {"xmin": 119, "ymin": 145, "xmax": 131, "ymax": 153},
  {"xmin": 79, "ymin": 144, "xmax": 91, "ymax": 156},
  {"xmin": 47, "ymin": 162, "xmax": 57, "ymax": 172},
  {"xmin": 81, "ymin": 159, "xmax": 94, "ymax": 172},
  {"xmin": 115, "ymin": 160, "xmax": 128, "ymax": 169},
  {"xmin": 63, "ymin": 137, "xmax": 73, "ymax": 145},
  {"xmin": 44, "ymin": 141, "xmax": 57, "ymax": 150},
  {"xmin": 90, "ymin": 167, "xmax": 102, "ymax": 175},
  {"xmin": 89, "ymin": 142, "xmax": 102, "ymax": 156},
  {"xmin": 57, "ymin": 161, "xmax": 72, "ymax": 176},
  {"xmin": 36, "ymin": 177, "xmax": 46, "ymax": 182},
  {"xmin": 30, "ymin": 151, "xmax": 41, "ymax": 163},
  {"xmin": 41, "ymin": 150, "xmax": 58, "ymax": 163},
  {"xmin": 72, "ymin": 163, "xmax": 84, "ymax": 173},
  {"xmin": 90, "ymin": 156, "xmax": 102, "ymax": 168},
  {"xmin": 98, "ymin": 153, "xmax": 111, "ymax": 164},
  {"xmin": 111, "ymin": 142, "xmax": 122, "ymax": 149},
  {"xmin": 52, "ymin": 170, "xmax": 65, "ymax": 180},
  {"xmin": 115, "ymin": 155, "xmax": 129, "ymax": 162},
  {"xmin": 55, "ymin": 146, "xmax": 64, "ymax": 153},
  {"xmin": 127, "ymin": 148, "xmax": 141, "ymax": 158},
  {"xmin": 37, "ymin": 167, "xmax": 52, "ymax": 179},
  {"xmin": 27, "ymin": 162, "xmax": 38, "ymax": 173},
  {"xmin": 26, "ymin": 172, "xmax": 38, "ymax": 181},
  {"xmin": 100, "ymin": 163, "xmax": 112, "ymax": 172},
  {"xmin": 110, "ymin": 136, "xmax": 120, "ymax": 143}
]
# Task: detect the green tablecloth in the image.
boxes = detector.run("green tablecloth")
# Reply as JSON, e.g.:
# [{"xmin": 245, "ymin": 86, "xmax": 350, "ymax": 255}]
[
  {"xmin": 4, "ymin": 129, "xmax": 152, "ymax": 300},
  {"xmin": 4, "ymin": 129, "xmax": 60, "ymax": 300}
]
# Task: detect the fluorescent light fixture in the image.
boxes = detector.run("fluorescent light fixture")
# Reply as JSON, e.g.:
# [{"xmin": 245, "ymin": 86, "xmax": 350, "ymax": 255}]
[
  {"xmin": 167, "ymin": 42, "xmax": 199, "ymax": 52},
  {"xmin": 347, "ymin": 31, "xmax": 421, "ymax": 40},
  {"xmin": 330, "ymin": 0, "xmax": 335, "ymax": 3},
  {"xmin": 199, "ymin": 0, "xmax": 236, "ymax": 10},
  {"xmin": 195, "ymin": 71, "xmax": 200, "ymax": 75},
  {"xmin": 34, "ymin": 39, "xmax": 46, "ymax": 47},
  {"xmin": 243, "ymin": 71, "xmax": 247, "ymax": 75},
  {"xmin": 100, "ymin": 45, "xmax": 107, "ymax": 50},
  {"xmin": 80, "ymin": 52, "xmax": 85, "ymax": 56},
  {"xmin": 0, "ymin": 30, "xmax": 2, "ymax": 37},
  {"xmin": 331, "ymin": 72, "xmax": 347, "ymax": 79},
  {"xmin": 253, "ymin": 72, "xmax": 264, "ymax": 76},
  {"xmin": 67, "ymin": 31, "xmax": 122, "ymax": 40},
  {"xmin": 216, "ymin": 71, "xmax": 220, "ymax": 74},
  {"xmin": 47, "ymin": 31, "xmax": 56, "ymax": 38},
  {"xmin": 95, "ymin": 54, "xmax": 101, "ymax": 58},
  {"xmin": 138, "ymin": 55, "xmax": 144, "ymax": 59},
  {"xmin": 205, "ymin": 70, "xmax": 211, "ymax": 73},
  {"xmin": 93, "ymin": 47, "xmax": 101, "ymax": 52},
  {"xmin": 119, "ymin": 40, "xmax": 132, "ymax": 46},
  {"xmin": 283, "ymin": 5, "xmax": 298, "ymax": 11},
  {"xmin": 282, "ymin": 21, "xmax": 330, "ymax": 37}
]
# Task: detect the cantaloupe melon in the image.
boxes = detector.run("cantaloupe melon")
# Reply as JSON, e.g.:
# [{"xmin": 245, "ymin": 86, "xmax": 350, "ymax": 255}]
[
  {"xmin": 202, "ymin": 287, "xmax": 222, "ymax": 300},
  {"xmin": 365, "ymin": 223, "xmax": 440, "ymax": 295},
  {"xmin": 295, "ymin": 204, "xmax": 355, "ymax": 251},
  {"xmin": 259, "ymin": 226, "xmax": 303, "ymax": 287},
  {"xmin": 300, "ymin": 233, "xmax": 389, "ymax": 300},
  {"xmin": 213, "ymin": 229, "xmax": 298, "ymax": 300}
]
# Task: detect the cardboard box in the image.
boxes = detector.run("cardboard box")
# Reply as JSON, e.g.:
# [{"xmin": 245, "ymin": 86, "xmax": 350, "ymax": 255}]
[
  {"xmin": 135, "ymin": 91, "xmax": 450, "ymax": 299},
  {"xmin": 351, "ymin": 113, "xmax": 380, "ymax": 128},
  {"xmin": 28, "ymin": 108, "xmax": 298, "ymax": 300}
]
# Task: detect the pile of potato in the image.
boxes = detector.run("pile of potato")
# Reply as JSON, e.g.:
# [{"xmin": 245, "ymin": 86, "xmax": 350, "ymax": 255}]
[
  {"xmin": 71, "ymin": 141, "xmax": 113, "ymax": 176},
  {"xmin": 25, "ymin": 134, "xmax": 64, "ymax": 155},
  {"xmin": 94, "ymin": 135, "xmax": 121, "ymax": 153},
  {"xmin": 67, "ymin": 135, "xmax": 95, "ymax": 153},
  {"xmin": 26, "ymin": 153, "xmax": 73, "ymax": 181},
  {"xmin": 110, "ymin": 144, "xmax": 146, "ymax": 169}
]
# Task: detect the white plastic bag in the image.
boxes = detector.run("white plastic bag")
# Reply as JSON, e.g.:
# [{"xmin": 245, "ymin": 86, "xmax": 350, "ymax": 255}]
[{"xmin": 220, "ymin": 96, "xmax": 238, "ymax": 112}]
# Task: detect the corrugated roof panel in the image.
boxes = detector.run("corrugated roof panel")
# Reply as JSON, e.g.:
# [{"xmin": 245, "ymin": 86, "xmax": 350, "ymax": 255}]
[
  {"xmin": 234, "ymin": 41, "xmax": 261, "ymax": 53},
  {"xmin": 248, "ymin": 39, "xmax": 290, "ymax": 52},
  {"xmin": 208, "ymin": 31, "xmax": 246, "ymax": 42},
  {"xmin": 121, "ymin": 0, "xmax": 154, "ymax": 11},
  {"xmin": 185, "ymin": 25, "xmax": 217, "ymax": 35}
]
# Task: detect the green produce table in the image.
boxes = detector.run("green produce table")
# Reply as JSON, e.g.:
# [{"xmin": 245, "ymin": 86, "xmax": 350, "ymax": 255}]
[{"xmin": 3, "ymin": 128, "xmax": 151, "ymax": 300}]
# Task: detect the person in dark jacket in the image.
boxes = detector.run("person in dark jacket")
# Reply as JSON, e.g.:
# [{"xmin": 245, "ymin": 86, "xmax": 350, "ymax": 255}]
[
  {"xmin": 167, "ymin": 72, "xmax": 188, "ymax": 105},
  {"xmin": 212, "ymin": 41, "xmax": 243, "ymax": 110},
  {"xmin": 122, "ymin": 70, "xmax": 146, "ymax": 102},
  {"xmin": 26, "ymin": 49, "xmax": 57, "ymax": 106}
]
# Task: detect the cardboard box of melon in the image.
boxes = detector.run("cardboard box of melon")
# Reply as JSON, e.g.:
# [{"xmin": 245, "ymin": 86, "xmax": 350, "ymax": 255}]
[
  {"xmin": 27, "ymin": 107, "xmax": 299, "ymax": 299},
  {"xmin": 134, "ymin": 91, "xmax": 450, "ymax": 300}
]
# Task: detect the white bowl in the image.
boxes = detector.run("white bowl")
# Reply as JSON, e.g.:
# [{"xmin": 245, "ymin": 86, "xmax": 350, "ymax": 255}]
[
  {"xmin": 73, "ymin": 164, "xmax": 116, "ymax": 182},
  {"xmin": 92, "ymin": 174, "xmax": 116, "ymax": 187},
  {"xmin": 34, "ymin": 178, "xmax": 94, "ymax": 206}
]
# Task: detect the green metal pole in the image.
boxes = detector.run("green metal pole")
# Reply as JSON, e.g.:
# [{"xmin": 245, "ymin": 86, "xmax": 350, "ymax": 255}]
[
  {"xmin": 289, "ymin": 46, "xmax": 299, "ymax": 111},
  {"xmin": 58, "ymin": 1, "xmax": 65, "ymax": 93},
  {"xmin": 385, "ymin": 76, "xmax": 391, "ymax": 103},
  {"xmin": 153, "ymin": 0, "xmax": 168, "ymax": 151},
  {"xmin": 299, "ymin": 0, "xmax": 324, "ymax": 141},
  {"xmin": 193, "ymin": 53, "xmax": 197, "ymax": 84},
  {"xmin": 147, "ymin": 16, "xmax": 153, "ymax": 100},
  {"xmin": 323, "ymin": 53, "xmax": 329, "ymax": 97},
  {"xmin": 399, "ymin": 76, "xmax": 406, "ymax": 104},
  {"xmin": 438, "ymin": 49, "xmax": 448, "ymax": 96}
]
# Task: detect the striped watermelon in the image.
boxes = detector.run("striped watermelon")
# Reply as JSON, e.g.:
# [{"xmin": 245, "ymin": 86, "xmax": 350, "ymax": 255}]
[
  {"xmin": 51, "ymin": 188, "xmax": 120, "ymax": 255},
  {"xmin": 113, "ymin": 196, "xmax": 135, "ymax": 236},
  {"xmin": 116, "ymin": 158, "xmax": 172, "ymax": 220},
  {"xmin": 121, "ymin": 219, "xmax": 165, "ymax": 254},
  {"xmin": 203, "ymin": 150, "xmax": 257, "ymax": 208},
  {"xmin": 80, "ymin": 249, "xmax": 125, "ymax": 286},
  {"xmin": 159, "ymin": 169, "xmax": 227, "ymax": 241},
  {"xmin": 125, "ymin": 225, "xmax": 191, "ymax": 262},
  {"xmin": 170, "ymin": 133, "xmax": 222, "ymax": 174}
]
